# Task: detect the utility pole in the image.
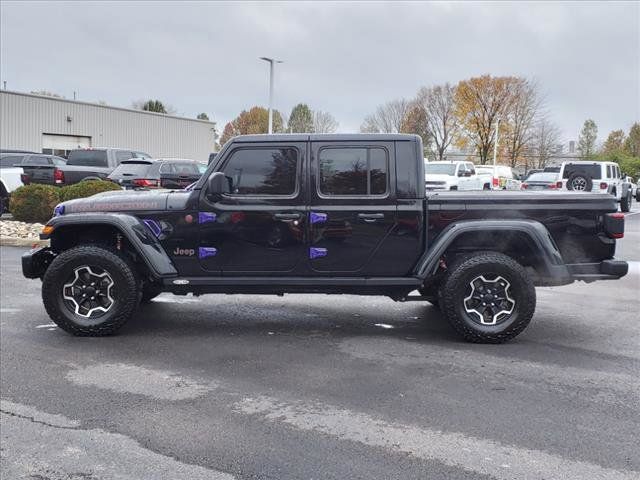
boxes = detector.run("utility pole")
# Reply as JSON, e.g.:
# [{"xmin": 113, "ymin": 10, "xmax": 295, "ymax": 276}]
[{"xmin": 259, "ymin": 57, "xmax": 283, "ymax": 134}]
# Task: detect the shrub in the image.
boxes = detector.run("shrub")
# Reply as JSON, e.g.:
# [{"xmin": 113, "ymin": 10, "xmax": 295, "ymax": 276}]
[
  {"xmin": 9, "ymin": 184, "xmax": 61, "ymax": 223},
  {"xmin": 59, "ymin": 180, "xmax": 122, "ymax": 202}
]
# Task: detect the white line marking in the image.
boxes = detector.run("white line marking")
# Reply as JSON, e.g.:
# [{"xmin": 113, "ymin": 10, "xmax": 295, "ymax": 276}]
[
  {"xmin": 235, "ymin": 395, "xmax": 638, "ymax": 480},
  {"xmin": 151, "ymin": 295, "xmax": 200, "ymax": 304},
  {"xmin": 36, "ymin": 323, "xmax": 57, "ymax": 329},
  {"xmin": 66, "ymin": 363, "xmax": 217, "ymax": 401},
  {"xmin": 1, "ymin": 308, "xmax": 21, "ymax": 314}
]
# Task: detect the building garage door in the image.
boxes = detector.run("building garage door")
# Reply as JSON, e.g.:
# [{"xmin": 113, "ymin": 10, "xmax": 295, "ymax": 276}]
[{"xmin": 42, "ymin": 134, "xmax": 91, "ymax": 158}]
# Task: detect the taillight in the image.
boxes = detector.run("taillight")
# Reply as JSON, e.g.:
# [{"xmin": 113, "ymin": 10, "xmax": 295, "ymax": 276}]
[
  {"xmin": 600, "ymin": 182, "xmax": 608, "ymax": 190},
  {"xmin": 20, "ymin": 173, "xmax": 30, "ymax": 185},
  {"xmin": 549, "ymin": 183, "xmax": 558, "ymax": 189},
  {"xmin": 556, "ymin": 181, "xmax": 563, "ymax": 188},
  {"xmin": 133, "ymin": 178, "xmax": 159, "ymax": 188},
  {"xmin": 521, "ymin": 183, "xmax": 528, "ymax": 189},
  {"xmin": 604, "ymin": 212, "xmax": 624, "ymax": 239},
  {"xmin": 492, "ymin": 177, "xmax": 499, "ymax": 187},
  {"xmin": 54, "ymin": 168, "xmax": 65, "ymax": 184}
]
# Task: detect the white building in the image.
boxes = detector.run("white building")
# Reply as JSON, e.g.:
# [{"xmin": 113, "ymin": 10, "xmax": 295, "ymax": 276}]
[{"xmin": 0, "ymin": 90, "xmax": 217, "ymax": 160}]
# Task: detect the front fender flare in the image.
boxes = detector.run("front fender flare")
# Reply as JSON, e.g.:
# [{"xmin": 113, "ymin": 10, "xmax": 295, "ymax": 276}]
[
  {"xmin": 413, "ymin": 219, "xmax": 572, "ymax": 284},
  {"xmin": 43, "ymin": 213, "xmax": 178, "ymax": 279}
]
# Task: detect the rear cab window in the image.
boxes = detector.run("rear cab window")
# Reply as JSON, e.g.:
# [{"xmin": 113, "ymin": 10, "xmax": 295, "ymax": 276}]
[
  {"xmin": 160, "ymin": 162, "xmax": 201, "ymax": 175},
  {"xmin": 0, "ymin": 155, "xmax": 25, "ymax": 167},
  {"xmin": 67, "ymin": 150, "xmax": 108, "ymax": 167}
]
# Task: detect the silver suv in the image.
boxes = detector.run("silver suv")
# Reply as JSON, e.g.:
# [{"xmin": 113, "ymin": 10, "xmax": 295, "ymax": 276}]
[{"xmin": 558, "ymin": 160, "xmax": 633, "ymax": 212}]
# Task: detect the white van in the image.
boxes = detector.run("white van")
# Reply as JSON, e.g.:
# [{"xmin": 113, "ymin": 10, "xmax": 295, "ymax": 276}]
[{"xmin": 474, "ymin": 165, "xmax": 522, "ymax": 190}]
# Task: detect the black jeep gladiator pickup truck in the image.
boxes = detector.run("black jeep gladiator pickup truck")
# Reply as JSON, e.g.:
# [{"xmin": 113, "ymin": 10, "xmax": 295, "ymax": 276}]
[{"xmin": 22, "ymin": 134, "xmax": 628, "ymax": 343}]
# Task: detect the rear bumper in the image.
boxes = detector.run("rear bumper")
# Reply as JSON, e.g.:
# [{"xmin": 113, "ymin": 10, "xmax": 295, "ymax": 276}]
[
  {"xmin": 22, "ymin": 247, "xmax": 55, "ymax": 279},
  {"xmin": 567, "ymin": 260, "xmax": 629, "ymax": 282}
]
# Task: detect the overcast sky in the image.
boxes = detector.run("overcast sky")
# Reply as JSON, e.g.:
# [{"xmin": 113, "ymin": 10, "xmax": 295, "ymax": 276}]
[{"xmin": 1, "ymin": 1, "xmax": 638, "ymax": 143}]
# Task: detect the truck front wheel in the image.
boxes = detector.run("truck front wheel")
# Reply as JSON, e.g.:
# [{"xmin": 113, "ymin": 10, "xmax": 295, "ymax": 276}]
[
  {"xmin": 439, "ymin": 252, "xmax": 536, "ymax": 343},
  {"xmin": 42, "ymin": 245, "xmax": 140, "ymax": 336}
]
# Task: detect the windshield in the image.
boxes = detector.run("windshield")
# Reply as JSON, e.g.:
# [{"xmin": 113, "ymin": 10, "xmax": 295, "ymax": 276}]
[
  {"xmin": 425, "ymin": 163, "xmax": 457, "ymax": 176},
  {"xmin": 526, "ymin": 172, "xmax": 558, "ymax": 182},
  {"xmin": 67, "ymin": 150, "xmax": 108, "ymax": 167},
  {"xmin": 0, "ymin": 154, "xmax": 25, "ymax": 167}
]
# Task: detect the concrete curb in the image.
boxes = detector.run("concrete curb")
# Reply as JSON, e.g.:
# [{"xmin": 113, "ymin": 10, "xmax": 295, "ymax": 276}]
[{"xmin": 0, "ymin": 237, "xmax": 49, "ymax": 248}]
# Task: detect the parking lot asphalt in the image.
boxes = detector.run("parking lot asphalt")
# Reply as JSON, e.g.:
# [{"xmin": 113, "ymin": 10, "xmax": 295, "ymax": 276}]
[{"xmin": 1, "ymin": 209, "xmax": 639, "ymax": 480}]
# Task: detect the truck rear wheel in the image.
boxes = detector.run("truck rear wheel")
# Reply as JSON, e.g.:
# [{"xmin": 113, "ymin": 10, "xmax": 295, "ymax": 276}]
[
  {"xmin": 42, "ymin": 245, "xmax": 140, "ymax": 336},
  {"xmin": 439, "ymin": 252, "xmax": 536, "ymax": 343}
]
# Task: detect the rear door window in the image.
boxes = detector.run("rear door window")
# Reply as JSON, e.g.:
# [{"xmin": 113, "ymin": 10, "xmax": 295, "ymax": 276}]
[
  {"xmin": 67, "ymin": 150, "xmax": 108, "ymax": 167},
  {"xmin": 318, "ymin": 147, "xmax": 388, "ymax": 196}
]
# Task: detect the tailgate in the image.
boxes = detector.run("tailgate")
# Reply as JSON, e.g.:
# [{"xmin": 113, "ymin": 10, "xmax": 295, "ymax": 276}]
[{"xmin": 21, "ymin": 164, "xmax": 55, "ymax": 185}]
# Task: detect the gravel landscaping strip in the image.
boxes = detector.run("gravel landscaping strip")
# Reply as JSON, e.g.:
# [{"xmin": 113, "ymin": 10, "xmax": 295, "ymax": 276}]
[{"xmin": 0, "ymin": 220, "xmax": 49, "ymax": 247}]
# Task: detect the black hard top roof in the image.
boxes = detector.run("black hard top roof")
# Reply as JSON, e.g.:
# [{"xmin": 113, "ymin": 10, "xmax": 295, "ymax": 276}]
[{"xmin": 232, "ymin": 133, "xmax": 421, "ymax": 143}]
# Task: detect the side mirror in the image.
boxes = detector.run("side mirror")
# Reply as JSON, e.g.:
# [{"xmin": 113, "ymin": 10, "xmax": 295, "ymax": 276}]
[{"xmin": 206, "ymin": 171, "xmax": 229, "ymax": 201}]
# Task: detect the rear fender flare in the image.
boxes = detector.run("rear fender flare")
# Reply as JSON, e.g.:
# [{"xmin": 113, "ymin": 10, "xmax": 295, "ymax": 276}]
[
  {"xmin": 45, "ymin": 213, "xmax": 177, "ymax": 279},
  {"xmin": 413, "ymin": 219, "xmax": 571, "ymax": 282}
]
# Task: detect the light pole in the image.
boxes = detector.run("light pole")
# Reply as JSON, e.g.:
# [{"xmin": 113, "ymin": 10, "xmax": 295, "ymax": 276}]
[
  {"xmin": 259, "ymin": 57, "xmax": 283, "ymax": 134},
  {"xmin": 492, "ymin": 116, "xmax": 501, "ymax": 168}
]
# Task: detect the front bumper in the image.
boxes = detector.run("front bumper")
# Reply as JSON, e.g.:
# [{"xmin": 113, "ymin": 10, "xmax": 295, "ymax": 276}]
[
  {"xmin": 567, "ymin": 260, "xmax": 629, "ymax": 282},
  {"xmin": 22, "ymin": 247, "xmax": 55, "ymax": 279}
]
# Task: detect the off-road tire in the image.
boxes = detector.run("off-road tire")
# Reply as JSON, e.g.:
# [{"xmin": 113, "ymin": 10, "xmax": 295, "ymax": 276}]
[
  {"xmin": 140, "ymin": 283, "xmax": 163, "ymax": 303},
  {"xmin": 42, "ymin": 245, "xmax": 139, "ymax": 336},
  {"xmin": 620, "ymin": 192, "xmax": 631, "ymax": 213},
  {"xmin": 439, "ymin": 252, "xmax": 536, "ymax": 343},
  {"xmin": 566, "ymin": 172, "xmax": 593, "ymax": 192}
]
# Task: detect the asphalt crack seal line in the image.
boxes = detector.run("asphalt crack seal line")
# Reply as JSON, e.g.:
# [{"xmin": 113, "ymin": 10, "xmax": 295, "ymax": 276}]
[
  {"xmin": 234, "ymin": 395, "xmax": 639, "ymax": 480},
  {"xmin": 0, "ymin": 400, "xmax": 235, "ymax": 480}
]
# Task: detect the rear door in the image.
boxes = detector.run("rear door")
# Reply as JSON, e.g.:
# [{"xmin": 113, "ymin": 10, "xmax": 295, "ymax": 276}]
[
  {"xmin": 308, "ymin": 141, "xmax": 397, "ymax": 275},
  {"xmin": 198, "ymin": 142, "xmax": 307, "ymax": 275}
]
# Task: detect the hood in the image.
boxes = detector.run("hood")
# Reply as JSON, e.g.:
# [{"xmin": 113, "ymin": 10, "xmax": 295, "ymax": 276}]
[
  {"xmin": 57, "ymin": 189, "xmax": 190, "ymax": 215},
  {"xmin": 425, "ymin": 173, "xmax": 455, "ymax": 183}
]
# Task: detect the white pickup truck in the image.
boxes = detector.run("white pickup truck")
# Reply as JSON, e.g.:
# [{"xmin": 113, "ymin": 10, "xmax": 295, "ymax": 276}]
[
  {"xmin": 0, "ymin": 152, "xmax": 28, "ymax": 213},
  {"xmin": 424, "ymin": 161, "xmax": 491, "ymax": 191}
]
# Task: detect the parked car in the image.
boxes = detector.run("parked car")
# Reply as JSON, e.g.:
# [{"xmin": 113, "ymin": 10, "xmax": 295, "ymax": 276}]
[
  {"xmin": 623, "ymin": 176, "xmax": 637, "ymax": 200},
  {"xmin": 475, "ymin": 165, "xmax": 522, "ymax": 190},
  {"xmin": 636, "ymin": 179, "xmax": 640, "ymax": 202},
  {"xmin": 20, "ymin": 148, "xmax": 150, "ymax": 187},
  {"xmin": 424, "ymin": 161, "xmax": 490, "ymax": 191},
  {"xmin": 108, "ymin": 158, "xmax": 206, "ymax": 189},
  {"xmin": 558, "ymin": 160, "xmax": 632, "ymax": 212},
  {"xmin": 24, "ymin": 133, "xmax": 628, "ymax": 344},
  {"xmin": 521, "ymin": 172, "xmax": 560, "ymax": 190},
  {"xmin": 0, "ymin": 153, "xmax": 25, "ymax": 212}
]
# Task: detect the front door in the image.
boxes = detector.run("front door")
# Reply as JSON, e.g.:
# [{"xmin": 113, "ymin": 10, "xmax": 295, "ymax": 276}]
[
  {"xmin": 198, "ymin": 142, "xmax": 307, "ymax": 274},
  {"xmin": 308, "ymin": 141, "xmax": 397, "ymax": 275}
]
